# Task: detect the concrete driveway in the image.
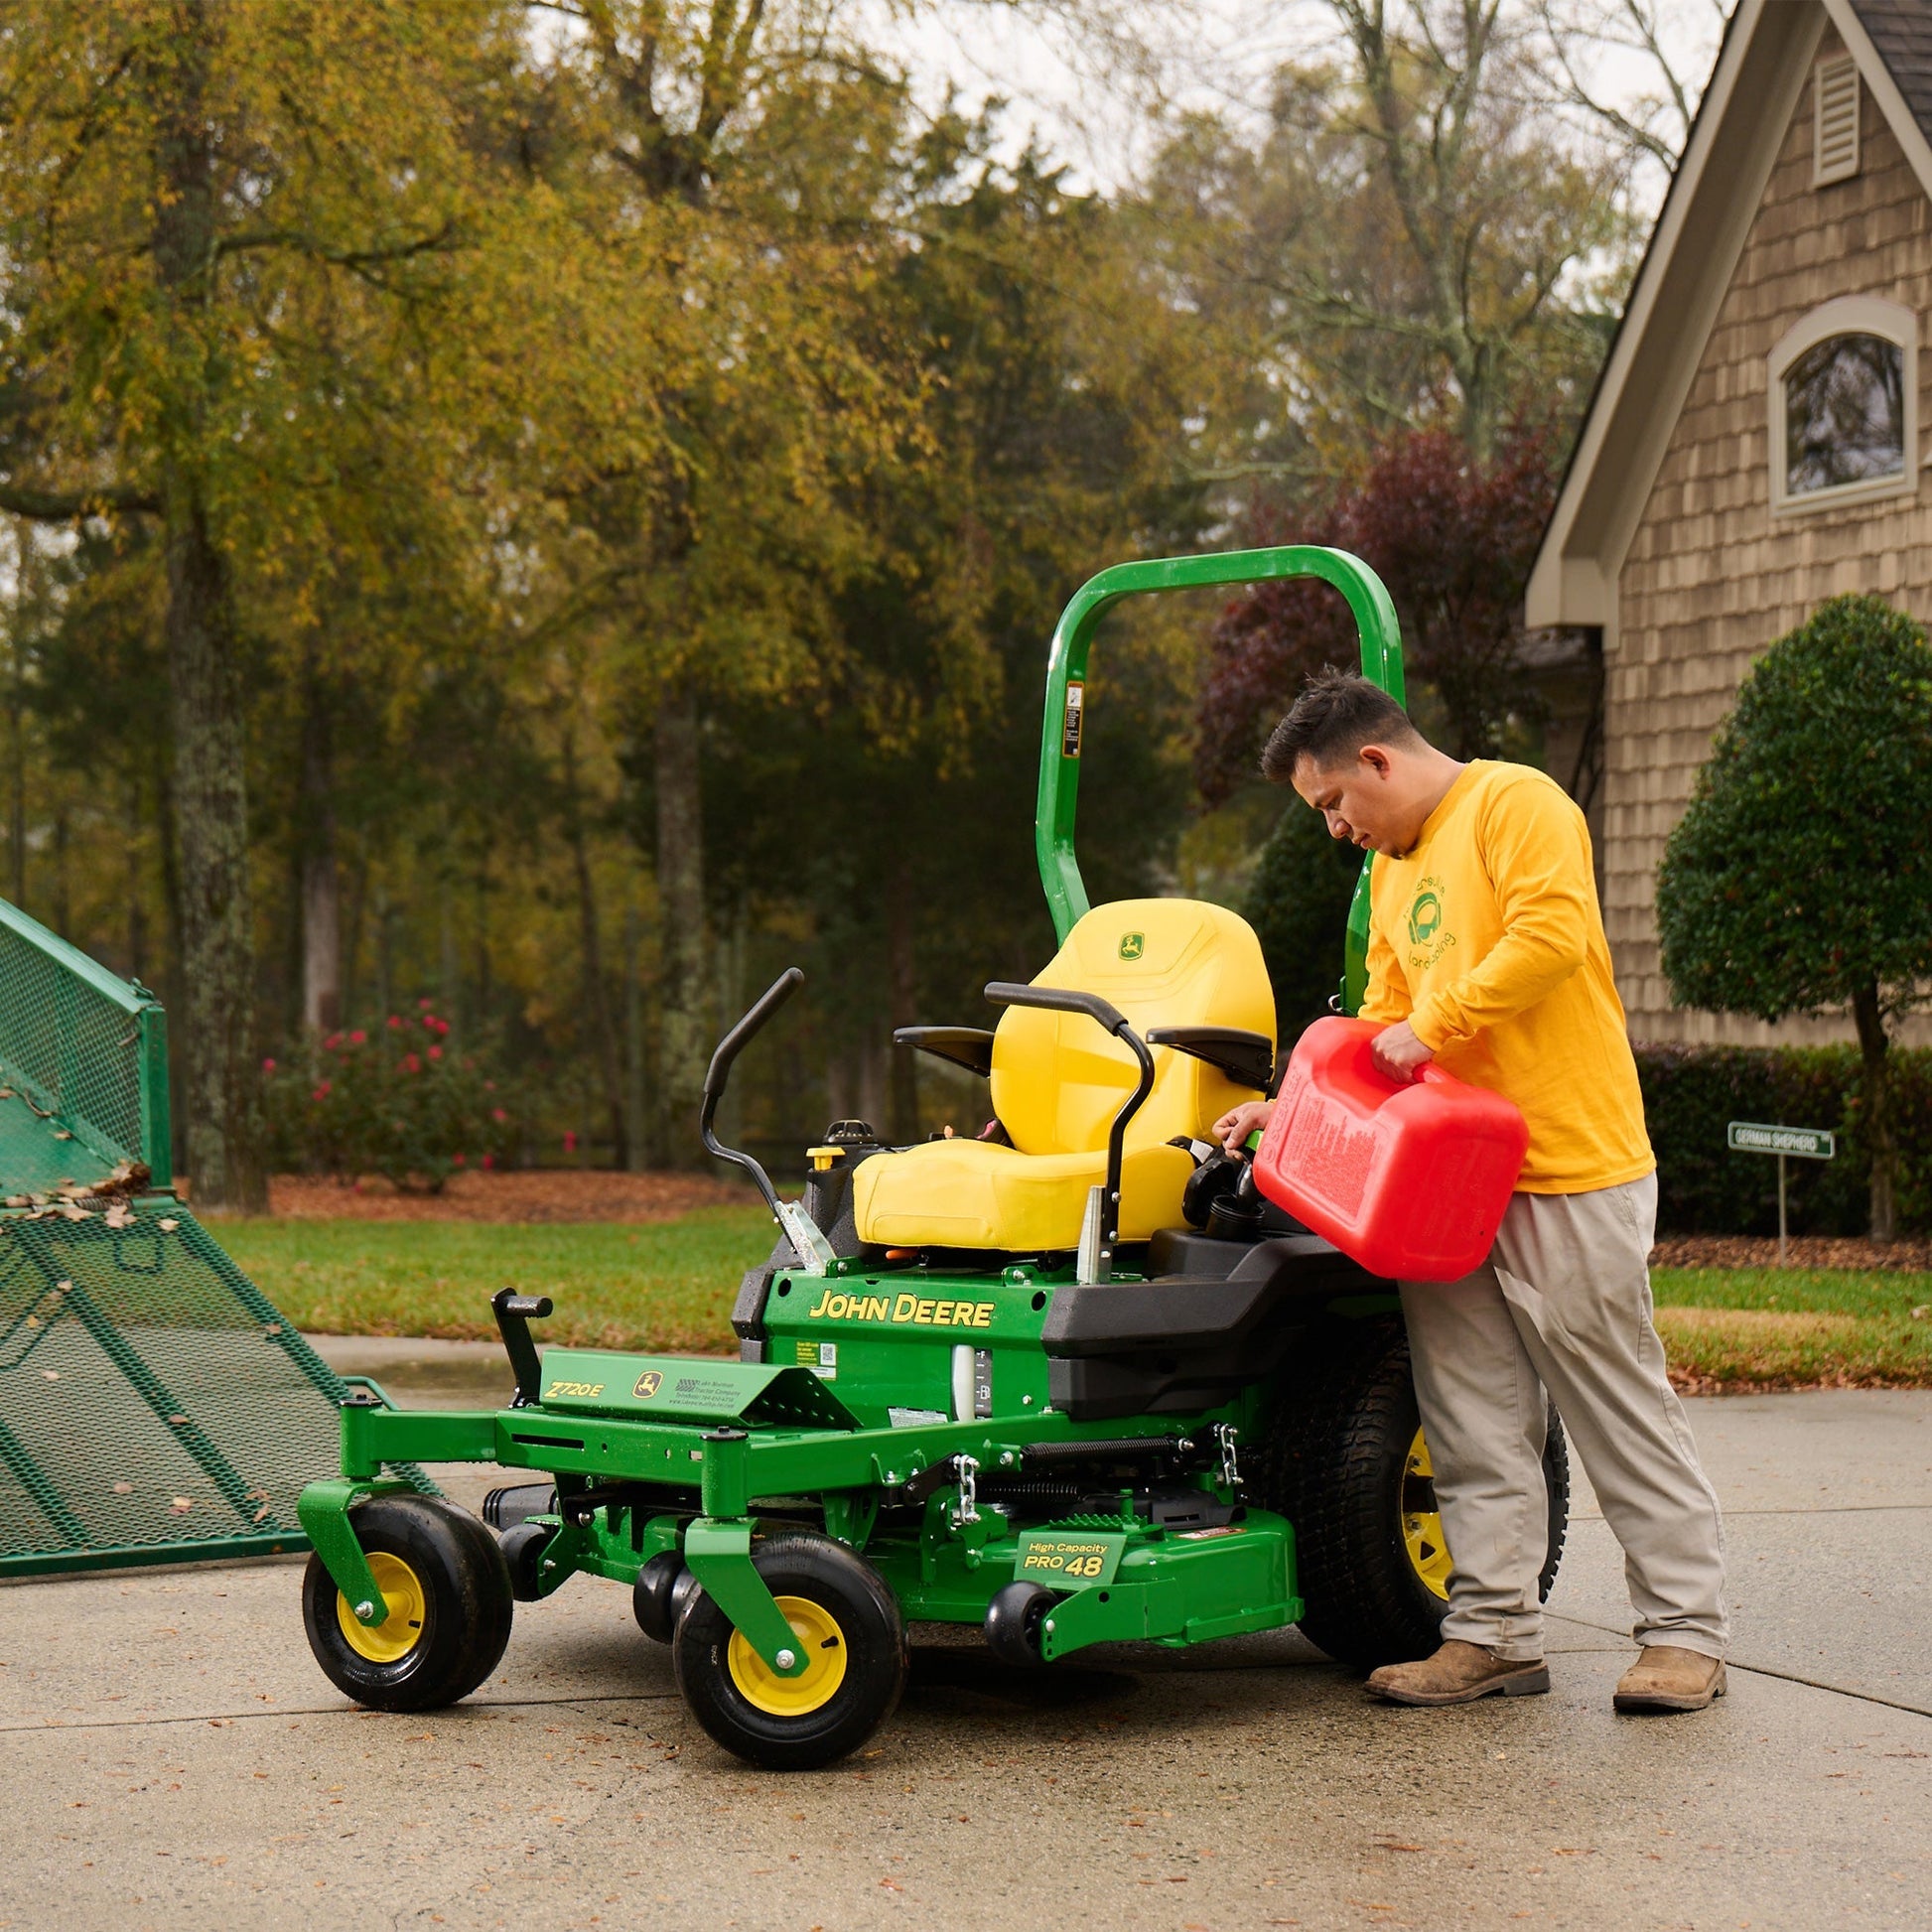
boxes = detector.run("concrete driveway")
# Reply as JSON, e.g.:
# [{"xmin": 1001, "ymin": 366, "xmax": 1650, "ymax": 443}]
[{"xmin": 2, "ymin": 1354, "xmax": 1926, "ymax": 1931}]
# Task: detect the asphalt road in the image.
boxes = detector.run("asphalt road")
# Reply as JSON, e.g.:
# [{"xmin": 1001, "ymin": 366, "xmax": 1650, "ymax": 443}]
[{"xmin": 2, "ymin": 1361, "xmax": 1926, "ymax": 1932}]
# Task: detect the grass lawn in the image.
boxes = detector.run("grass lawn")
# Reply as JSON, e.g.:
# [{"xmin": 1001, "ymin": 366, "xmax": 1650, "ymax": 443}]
[
  {"xmin": 218, "ymin": 1211, "xmax": 1932, "ymax": 1388},
  {"xmin": 219, "ymin": 1208, "xmax": 773, "ymax": 1356},
  {"xmin": 1649, "ymin": 1265, "xmax": 1932, "ymax": 1389}
]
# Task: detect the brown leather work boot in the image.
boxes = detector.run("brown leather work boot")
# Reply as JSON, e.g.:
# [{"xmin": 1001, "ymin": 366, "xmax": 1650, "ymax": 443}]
[
  {"xmin": 1614, "ymin": 1645, "xmax": 1726, "ymax": 1714},
  {"xmin": 1365, "ymin": 1639, "xmax": 1550, "ymax": 1707}
]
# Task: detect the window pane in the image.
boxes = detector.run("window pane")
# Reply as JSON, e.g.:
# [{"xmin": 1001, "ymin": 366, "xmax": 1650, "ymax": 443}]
[{"xmin": 1785, "ymin": 332, "xmax": 1905, "ymax": 493}]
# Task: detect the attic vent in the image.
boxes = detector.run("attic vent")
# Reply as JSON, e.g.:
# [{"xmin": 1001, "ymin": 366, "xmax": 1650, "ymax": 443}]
[{"xmin": 1814, "ymin": 55, "xmax": 1861, "ymax": 186}]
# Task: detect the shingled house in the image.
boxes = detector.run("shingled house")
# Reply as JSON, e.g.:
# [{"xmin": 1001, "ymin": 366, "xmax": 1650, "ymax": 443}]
[{"xmin": 1527, "ymin": 0, "xmax": 1932, "ymax": 1044}]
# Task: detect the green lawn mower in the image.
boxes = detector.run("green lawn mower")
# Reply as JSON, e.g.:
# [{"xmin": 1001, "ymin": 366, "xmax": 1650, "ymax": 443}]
[{"xmin": 297, "ymin": 545, "xmax": 1569, "ymax": 1770}]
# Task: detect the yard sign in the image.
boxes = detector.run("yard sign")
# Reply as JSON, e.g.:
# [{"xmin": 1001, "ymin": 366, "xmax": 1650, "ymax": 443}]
[{"xmin": 1725, "ymin": 1120, "xmax": 1836, "ymax": 1267}]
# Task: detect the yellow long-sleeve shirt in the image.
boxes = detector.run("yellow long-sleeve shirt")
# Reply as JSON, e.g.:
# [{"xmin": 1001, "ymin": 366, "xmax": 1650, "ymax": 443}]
[{"xmin": 1360, "ymin": 760, "xmax": 1653, "ymax": 1194}]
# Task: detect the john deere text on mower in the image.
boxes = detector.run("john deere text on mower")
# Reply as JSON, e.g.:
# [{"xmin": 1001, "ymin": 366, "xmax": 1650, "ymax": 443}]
[{"xmin": 297, "ymin": 545, "xmax": 1568, "ymax": 1770}]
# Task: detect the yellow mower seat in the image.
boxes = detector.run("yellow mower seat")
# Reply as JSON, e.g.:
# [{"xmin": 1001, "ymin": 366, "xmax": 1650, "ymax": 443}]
[{"xmin": 852, "ymin": 898, "xmax": 1275, "ymax": 1251}]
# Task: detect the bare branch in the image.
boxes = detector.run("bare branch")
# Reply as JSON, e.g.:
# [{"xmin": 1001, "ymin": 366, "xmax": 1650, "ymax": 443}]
[{"xmin": 0, "ymin": 483, "xmax": 161, "ymax": 520}]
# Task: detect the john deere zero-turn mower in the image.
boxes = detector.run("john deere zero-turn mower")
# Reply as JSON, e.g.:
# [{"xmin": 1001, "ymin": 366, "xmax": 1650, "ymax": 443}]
[{"xmin": 297, "ymin": 545, "xmax": 1569, "ymax": 1769}]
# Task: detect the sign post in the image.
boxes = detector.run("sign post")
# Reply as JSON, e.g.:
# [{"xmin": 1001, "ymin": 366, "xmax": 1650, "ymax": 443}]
[{"xmin": 1725, "ymin": 1121, "xmax": 1836, "ymax": 1266}]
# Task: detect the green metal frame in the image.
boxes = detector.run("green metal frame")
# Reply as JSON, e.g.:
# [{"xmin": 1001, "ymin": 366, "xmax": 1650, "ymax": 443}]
[
  {"xmin": 305, "ymin": 1335, "xmax": 1302, "ymax": 1671},
  {"xmin": 1034, "ymin": 543, "xmax": 1406, "ymax": 1014}
]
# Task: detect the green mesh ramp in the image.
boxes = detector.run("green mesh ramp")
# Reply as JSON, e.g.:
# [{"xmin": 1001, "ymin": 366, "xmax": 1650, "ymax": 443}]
[
  {"xmin": 0, "ymin": 1201, "xmax": 435, "ymax": 1575},
  {"xmin": 0, "ymin": 897, "xmax": 170, "ymax": 1187},
  {"xmin": 0, "ymin": 897, "xmax": 434, "ymax": 1577}
]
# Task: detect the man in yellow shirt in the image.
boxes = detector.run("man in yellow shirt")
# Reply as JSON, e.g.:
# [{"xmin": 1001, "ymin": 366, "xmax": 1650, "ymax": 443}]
[{"xmin": 1217, "ymin": 668, "xmax": 1727, "ymax": 1714}]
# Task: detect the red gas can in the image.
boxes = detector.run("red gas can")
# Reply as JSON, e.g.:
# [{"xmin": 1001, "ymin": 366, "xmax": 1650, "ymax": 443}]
[{"xmin": 1252, "ymin": 1016, "xmax": 1528, "ymax": 1281}]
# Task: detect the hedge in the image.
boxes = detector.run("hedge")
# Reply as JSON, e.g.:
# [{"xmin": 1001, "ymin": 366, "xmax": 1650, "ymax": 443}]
[{"xmin": 1636, "ymin": 1044, "xmax": 1932, "ymax": 1236}]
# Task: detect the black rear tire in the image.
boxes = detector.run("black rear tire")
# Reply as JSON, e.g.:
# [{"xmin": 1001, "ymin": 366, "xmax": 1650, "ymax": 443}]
[
  {"xmin": 1260, "ymin": 1321, "xmax": 1569, "ymax": 1670},
  {"xmin": 302, "ymin": 1495, "xmax": 513, "ymax": 1712},
  {"xmin": 672, "ymin": 1532, "xmax": 906, "ymax": 1770}
]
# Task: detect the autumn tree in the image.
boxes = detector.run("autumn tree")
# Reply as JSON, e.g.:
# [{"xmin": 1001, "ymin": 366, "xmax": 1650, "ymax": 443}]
[
  {"xmin": 1194, "ymin": 425, "xmax": 1559, "ymax": 800},
  {"xmin": 703, "ymin": 119, "xmax": 1206, "ymax": 1141},
  {"xmin": 0, "ymin": 2, "xmax": 678, "ymax": 1200},
  {"xmin": 1138, "ymin": 3, "xmax": 1634, "ymax": 483}
]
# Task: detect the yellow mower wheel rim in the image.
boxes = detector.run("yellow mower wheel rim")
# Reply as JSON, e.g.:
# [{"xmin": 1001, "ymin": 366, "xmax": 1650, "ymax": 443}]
[
  {"xmin": 727, "ymin": 1595, "xmax": 847, "ymax": 1718},
  {"xmin": 1402, "ymin": 1427, "xmax": 1453, "ymax": 1601},
  {"xmin": 337, "ymin": 1552, "xmax": 429, "ymax": 1664}
]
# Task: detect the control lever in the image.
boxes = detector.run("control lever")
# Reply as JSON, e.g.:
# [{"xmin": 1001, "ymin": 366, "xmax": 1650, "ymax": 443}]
[{"xmin": 700, "ymin": 969, "xmax": 838, "ymax": 1274}]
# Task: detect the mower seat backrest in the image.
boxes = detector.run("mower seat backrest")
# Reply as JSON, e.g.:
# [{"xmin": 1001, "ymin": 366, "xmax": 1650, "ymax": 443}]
[
  {"xmin": 851, "ymin": 898, "xmax": 1275, "ymax": 1252},
  {"xmin": 992, "ymin": 897, "xmax": 1273, "ymax": 1157}
]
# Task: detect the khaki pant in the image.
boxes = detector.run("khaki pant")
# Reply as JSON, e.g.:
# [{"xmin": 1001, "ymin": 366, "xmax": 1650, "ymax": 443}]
[{"xmin": 1399, "ymin": 1173, "xmax": 1727, "ymax": 1663}]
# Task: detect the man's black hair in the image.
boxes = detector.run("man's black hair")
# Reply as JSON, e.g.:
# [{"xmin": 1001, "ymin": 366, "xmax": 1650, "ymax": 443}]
[{"xmin": 1260, "ymin": 665, "xmax": 1421, "ymax": 782}]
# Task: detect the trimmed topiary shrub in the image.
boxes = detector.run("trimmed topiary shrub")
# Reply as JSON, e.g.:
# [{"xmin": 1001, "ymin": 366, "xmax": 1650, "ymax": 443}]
[{"xmin": 1657, "ymin": 594, "xmax": 1932, "ymax": 1239}]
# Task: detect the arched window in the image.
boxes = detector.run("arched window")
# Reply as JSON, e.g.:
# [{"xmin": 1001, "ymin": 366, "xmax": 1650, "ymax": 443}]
[{"xmin": 1768, "ymin": 297, "xmax": 1918, "ymax": 513}]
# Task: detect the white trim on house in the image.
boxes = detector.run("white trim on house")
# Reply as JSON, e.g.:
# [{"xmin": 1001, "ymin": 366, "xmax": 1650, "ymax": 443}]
[
  {"xmin": 1525, "ymin": 0, "xmax": 1932, "ymax": 630},
  {"xmin": 1766, "ymin": 294, "xmax": 1919, "ymax": 514}
]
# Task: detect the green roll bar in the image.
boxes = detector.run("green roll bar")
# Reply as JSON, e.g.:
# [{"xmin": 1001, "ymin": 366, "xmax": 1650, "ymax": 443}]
[{"xmin": 1034, "ymin": 544, "xmax": 1407, "ymax": 1017}]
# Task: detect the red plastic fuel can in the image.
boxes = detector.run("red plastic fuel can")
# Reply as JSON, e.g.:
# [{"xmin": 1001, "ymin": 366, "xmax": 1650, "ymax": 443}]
[{"xmin": 1252, "ymin": 1016, "xmax": 1529, "ymax": 1281}]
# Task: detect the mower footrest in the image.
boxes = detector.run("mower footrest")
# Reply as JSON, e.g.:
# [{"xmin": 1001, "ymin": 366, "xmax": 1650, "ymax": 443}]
[{"xmin": 1035, "ymin": 1515, "xmax": 1299, "ymax": 1661}]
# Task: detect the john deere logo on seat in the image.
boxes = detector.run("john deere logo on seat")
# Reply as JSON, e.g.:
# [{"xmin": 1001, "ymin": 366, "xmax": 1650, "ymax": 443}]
[
  {"xmin": 632, "ymin": 1370, "xmax": 664, "ymax": 1399},
  {"xmin": 1118, "ymin": 931, "xmax": 1145, "ymax": 961}
]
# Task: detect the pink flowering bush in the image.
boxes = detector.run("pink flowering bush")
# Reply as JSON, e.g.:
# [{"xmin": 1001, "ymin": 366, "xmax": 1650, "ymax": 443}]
[{"xmin": 263, "ymin": 1012, "xmax": 521, "ymax": 1190}]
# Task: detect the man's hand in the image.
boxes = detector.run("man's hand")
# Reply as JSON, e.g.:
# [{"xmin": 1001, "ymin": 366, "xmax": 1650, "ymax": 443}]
[
  {"xmin": 1212, "ymin": 1098, "xmax": 1274, "ymax": 1153},
  {"xmin": 1371, "ymin": 1020, "xmax": 1435, "ymax": 1081}
]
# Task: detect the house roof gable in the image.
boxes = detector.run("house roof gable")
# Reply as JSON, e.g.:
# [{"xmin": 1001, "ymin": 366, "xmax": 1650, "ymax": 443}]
[{"xmin": 1526, "ymin": 0, "xmax": 1932, "ymax": 628}]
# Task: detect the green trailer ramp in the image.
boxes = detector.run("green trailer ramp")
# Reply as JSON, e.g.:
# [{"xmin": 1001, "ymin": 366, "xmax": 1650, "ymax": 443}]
[{"xmin": 0, "ymin": 897, "xmax": 432, "ymax": 1578}]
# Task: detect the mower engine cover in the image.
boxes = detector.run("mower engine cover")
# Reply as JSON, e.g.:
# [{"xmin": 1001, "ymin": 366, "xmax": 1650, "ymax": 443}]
[{"xmin": 1252, "ymin": 1017, "xmax": 1527, "ymax": 1281}]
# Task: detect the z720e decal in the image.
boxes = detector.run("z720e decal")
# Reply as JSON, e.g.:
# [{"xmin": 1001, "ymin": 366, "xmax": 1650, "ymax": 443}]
[{"xmin": 803, "ymin": 1289, "xmax": 995, "ymax": 1328}]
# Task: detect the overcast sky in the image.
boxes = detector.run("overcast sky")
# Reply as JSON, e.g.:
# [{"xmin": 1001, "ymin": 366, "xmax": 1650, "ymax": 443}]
[{"xmin": 862, "ymin": 1, "xmax": 1728, "ymax": 205}]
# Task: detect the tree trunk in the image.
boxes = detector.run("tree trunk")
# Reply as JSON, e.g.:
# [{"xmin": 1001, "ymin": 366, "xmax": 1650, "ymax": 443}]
[
  {"xmin": 165, "ymin": 485, "xmax": 264, "ymax": 1209},
  {"xmin": 51, "ymin": 801, "xmax": 69, "ymax": 939},
  {"xmin": 1851, "ymin": 978, "xmax": 1896, "ymax": 1244},
  {"xmin": 623, "ymin": 906, "xmax": 646, "ymax": 1172},
  {"xmin": 653, "ymin": 684, "xmax": 710, "ymax": 1168},
  {"xmin": 6, "ymin": 632, "xmax": 23, "ymax": 910},
  {"xmin": 299, "ymin": 664, "xmax": 342, "ymax": 1034},
  {"xmin": 886, "ymin": 860, "xmax": 920, "ymax": 1144},
  {"xmin": 125, "ymin": 770, "xmax": 147, "ymax": 982},
  {"xmin": 151, "ymin": 5, "xmax": 264, "ymax": 1211},
  {"xmin": 562, "ymin": 729, "xmax": 627, "ymax": 1166}
]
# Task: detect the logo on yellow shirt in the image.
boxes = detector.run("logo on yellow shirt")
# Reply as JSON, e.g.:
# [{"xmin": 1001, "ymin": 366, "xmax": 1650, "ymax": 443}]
[{"xmin": 1407, "ymin": 887, "xmax": 1444, "ymax": 947}]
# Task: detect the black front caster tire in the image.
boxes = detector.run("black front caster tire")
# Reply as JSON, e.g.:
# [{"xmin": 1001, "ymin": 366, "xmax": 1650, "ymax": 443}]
[
  {"xmin": 499, "ymin": 1521, "xmax": 553, "ymax": 1602},
  {"xmin": 633, "ymin": 1552, "xmax": 693, "ymax": 1643},
  {"xmin": 302, "ymin": 1495, "xmax": 513, "ymax": 1713},
  {"xmin": 672, "ymin": 1533, "xmax": 906, "ymax": 1770},
  {"xmin": 984, "ymin": 1581, "xmax": 1054, "ymax": 1667}
]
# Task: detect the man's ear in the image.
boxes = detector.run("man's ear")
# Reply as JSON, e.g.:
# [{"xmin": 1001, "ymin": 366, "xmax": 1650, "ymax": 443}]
[{"xmin": 1358, "ymin": 744, "xmax": 1395, "ymax": 778}]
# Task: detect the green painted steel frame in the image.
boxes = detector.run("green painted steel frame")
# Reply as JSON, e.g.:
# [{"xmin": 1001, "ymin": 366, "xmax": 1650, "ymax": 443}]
[
  {"xmin": 1034, "ymin": 544, "xmax": 1407, "ymax": 1013},
  {"xmin": 307, "ymin": 1390, "xmax": 1276, "ymax": 1669}
]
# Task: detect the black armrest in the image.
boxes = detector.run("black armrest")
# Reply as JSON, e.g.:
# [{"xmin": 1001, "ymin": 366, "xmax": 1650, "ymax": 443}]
[
  {"xmin": 1145, "ymin": 1026, "xmax": 1274, "ymax": 1091},
  {"xmin": 893, "ymin": 1027, "xmax": 996, "ymax": 1078}
]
